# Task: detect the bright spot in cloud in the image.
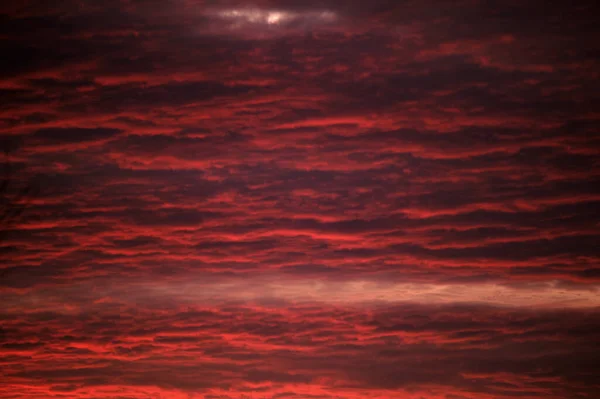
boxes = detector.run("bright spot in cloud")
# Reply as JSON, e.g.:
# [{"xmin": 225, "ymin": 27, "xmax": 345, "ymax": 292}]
[
  {"xmin": 267, "ymin": 11, "xmax": 284, "ymax": 25},
  {"xmin": 215, "ymin": 7, "xmax": 336, "ymax": 27}
]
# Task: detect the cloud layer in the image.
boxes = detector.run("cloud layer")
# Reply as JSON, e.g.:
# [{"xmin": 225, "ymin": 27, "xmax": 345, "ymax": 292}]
[{"xmin": 1, "ymin": 0, "xmax": 599, "ymax": 398}]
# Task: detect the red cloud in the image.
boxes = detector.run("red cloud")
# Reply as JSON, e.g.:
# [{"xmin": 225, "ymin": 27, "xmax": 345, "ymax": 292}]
[{"xmin": 1, "ymin": 0, "xmax": 599, "ymax": 398}]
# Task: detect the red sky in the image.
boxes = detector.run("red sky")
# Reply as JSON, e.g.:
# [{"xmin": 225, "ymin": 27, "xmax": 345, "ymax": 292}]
[{"xmin": 1, "ymin": 1, "xmax": 599, "ymax": 398}]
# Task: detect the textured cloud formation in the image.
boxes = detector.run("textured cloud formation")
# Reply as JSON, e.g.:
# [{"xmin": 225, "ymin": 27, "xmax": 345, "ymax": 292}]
[{"xmin": 1, "ymin": 0, "xmax": 599, "ymax": 398}]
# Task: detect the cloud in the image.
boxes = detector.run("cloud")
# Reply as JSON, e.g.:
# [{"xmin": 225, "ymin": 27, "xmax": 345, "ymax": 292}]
[
  {"xmin": 1, "ymin": 299, "xmax": 599, "ymax": 398},
  {"xmin": 1, "ymin": 0, "xmax": 599, "ymax": 398}
]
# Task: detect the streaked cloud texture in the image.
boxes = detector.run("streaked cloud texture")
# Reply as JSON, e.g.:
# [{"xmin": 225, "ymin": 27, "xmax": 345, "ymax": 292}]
[{"xmin": 1, "ymin": 0, "xmax": 599, "ymax": 398}]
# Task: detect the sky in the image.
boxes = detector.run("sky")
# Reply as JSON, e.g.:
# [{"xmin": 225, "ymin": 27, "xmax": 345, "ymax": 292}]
[{"xmin": 0, "ymin": 1, "xmax": 599, "ymax": 398}]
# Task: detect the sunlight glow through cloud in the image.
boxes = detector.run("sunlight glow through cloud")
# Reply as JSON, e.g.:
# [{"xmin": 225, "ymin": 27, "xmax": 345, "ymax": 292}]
[{"xmin": 215, "ymin": 7, "xmax": 337, "ymax": 27}]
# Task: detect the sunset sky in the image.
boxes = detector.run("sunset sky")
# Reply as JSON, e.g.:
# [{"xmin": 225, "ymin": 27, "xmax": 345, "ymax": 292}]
[{"xmin": 1, "ymin": 1, "xmax": 599, "ymax": 398}]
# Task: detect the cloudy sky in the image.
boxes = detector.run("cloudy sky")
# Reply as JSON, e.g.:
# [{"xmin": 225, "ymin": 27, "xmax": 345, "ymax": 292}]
[{"xmin": 1, "ymin": 1, "xmax": 599, "ymax": 398}]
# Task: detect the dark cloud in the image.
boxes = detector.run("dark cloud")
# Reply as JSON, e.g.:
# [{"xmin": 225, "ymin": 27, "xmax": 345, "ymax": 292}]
[{"xmin": 32, "ymin": 127, "xmax": 122, "ymax": 144}]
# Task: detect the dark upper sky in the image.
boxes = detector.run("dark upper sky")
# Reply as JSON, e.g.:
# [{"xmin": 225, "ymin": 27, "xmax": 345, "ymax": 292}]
[{"xmin": 1, "ymin": 1, "xmax": 599, "ymax": 398}]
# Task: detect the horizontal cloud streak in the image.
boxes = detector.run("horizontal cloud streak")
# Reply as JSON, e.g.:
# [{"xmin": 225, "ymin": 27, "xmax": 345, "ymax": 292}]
[{"xmin": 5, "ymin": 277, "xmax": 599, "ymax": 310}]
